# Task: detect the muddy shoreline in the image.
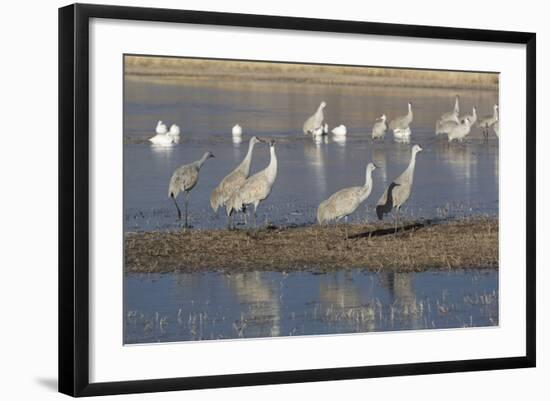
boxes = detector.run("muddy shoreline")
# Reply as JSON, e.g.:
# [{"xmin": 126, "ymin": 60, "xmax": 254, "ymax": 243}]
[{"xmin": 124, "ymin": 217, "xmax": 498, "ymax": 273}]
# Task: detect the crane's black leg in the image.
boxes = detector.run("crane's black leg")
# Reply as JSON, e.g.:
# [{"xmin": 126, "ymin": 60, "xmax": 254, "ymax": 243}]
[{"xmin": 171, "ymin": 196, "xmax": 181, "ymax": 220}]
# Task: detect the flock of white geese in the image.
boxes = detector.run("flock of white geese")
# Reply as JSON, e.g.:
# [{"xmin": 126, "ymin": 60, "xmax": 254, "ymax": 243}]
[{"xmin": 159, "ymin": 96, "xmax": 499, "ymax": 232}]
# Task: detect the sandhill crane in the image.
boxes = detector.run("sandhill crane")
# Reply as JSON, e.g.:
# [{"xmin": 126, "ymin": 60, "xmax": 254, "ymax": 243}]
[
  {"xmin": 331, "ymin": 124, "xmax": 347, "ymax": 136},
  {"xmin": 448, "ymin": 118, "xmax": 473, "ymax": 143},
  {"xmin": 493, "ymin": 120, "xmax": 499, "ymax": 138},
  {"xmin": 226, "ymin": 139, "xmax": 278, "ymax": 227},
  {"xmin": 372, "ymin": 114, "xmax": 388, "ymax": 140},
  {"xmin": 210, "ymin": 136, "xmax": 262, "ymax": 226},
  {"xmin": 317, "ymin": 162, "xmax": 377, "ymax": 239},
  {"xmin": 439, "ymin": 95, "xmax": 460, "ymax": 123},
  {"xmin": 435, "ymin": 119, "xmax": 458, "ymax": 136},
  {"xmin": 168, "ymin": 151, "xmax": 215, "ymax": 227},
  {"xmin": 376, "ymin": 144, "xmax": 423, "ymax": 231},
  {"xmin": 478, "ymin": 104, "xmax": 498, "ymax": 140},
  {"xmin": 460, "ymin": 106, "xmax": 477, "ymax": 126},
  {"xmin": 389, "ymin": 102, "xmax": 413, "ymax": 140},
  {"xmin": 303, "ymin": 102, "xmax": 326, "ymax": 135}
]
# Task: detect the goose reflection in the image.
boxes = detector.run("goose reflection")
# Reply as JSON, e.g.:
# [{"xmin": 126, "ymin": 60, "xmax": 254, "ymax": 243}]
[{"xmin": 224, "ymin": 272, "xmax": 281, "ymax": 338}]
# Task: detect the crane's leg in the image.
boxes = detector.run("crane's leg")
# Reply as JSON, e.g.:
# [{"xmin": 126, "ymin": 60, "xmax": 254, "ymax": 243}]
[
  {"xmin": 171, "ymin": 196, "xmax": 182, "ymax": 220},
  {"xmin": 344, "ymin": 216, "xmax": 349, "ymax": 240},
  {"xmin": 184, "ymin": 192, "xmax": 189, "ymax": 228}
]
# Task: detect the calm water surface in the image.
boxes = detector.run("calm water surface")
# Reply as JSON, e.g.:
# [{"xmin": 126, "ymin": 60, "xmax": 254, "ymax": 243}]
[
  {"xmin": 123, "ymin": 78, "xmax": 499, "ymax": 343},
  {"xmin": 124, "ymin": 79, "xmax": 499, "ymax": 231},
  {"xmin": 125, "ymin": 269, "xmax": 498, "ymax": 344}
]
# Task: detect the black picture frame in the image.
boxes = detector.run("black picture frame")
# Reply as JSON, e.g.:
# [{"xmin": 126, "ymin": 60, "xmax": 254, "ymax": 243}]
[{"xmin": 59, "ymin": 3, "xmax": 536, "ymax": 397}]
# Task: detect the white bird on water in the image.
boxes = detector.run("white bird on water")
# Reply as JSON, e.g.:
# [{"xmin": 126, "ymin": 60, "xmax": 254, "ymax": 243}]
[
  {"xmin": 372, "ymin": 114, "xmax": 388, "ymax": 140},
  {"xmin": 303, "ymin": 102, "xmax": 326, "ymax": 135},
  {"xmin": 447, "ymin": 118, "xmax": 473, "ymax": 143},
  {"xmin": 376, "ymin": 144, "xmax": 423, "ymax": 231},
  {"xmin": 389, "ymin": 102, "xmax": 413, "ymax": 140},
  {"xmin": 226, "ymin": 139, "xmax": 278, "ymax": 227},
  {"xmin": 331, "ymin": 124, "xmax": 347, "ymax": 136},
  {"xmin": 232, "ymin": 124, "xmax": 243, "ymax": 137},
  {"xmin": 156, "ymin": 120, "xmax": 168, "ymax": 135},
  {"xmin": 168, "ymin": 151, "xmax": 215, "ymax": 227},
  {"xmin": 317, "ymin": 162, "xmax": 377, "ymax": 239},
  {"xmin": 210, "ymin": 136, "xmax": 262, "ymax": 227},
  {"xmin": 149, "ymin": 120, "xmax": 177, "ymax": 146}
]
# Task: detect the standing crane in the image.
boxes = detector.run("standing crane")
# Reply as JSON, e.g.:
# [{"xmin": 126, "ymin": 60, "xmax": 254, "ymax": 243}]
[
  {"xmin": 317, "ymin": 162, "xmax": 377, "ymax": 239},
  {"xmin": 376, "ymin": 144, "xmax": 423, "ymax": 231},
  {"xmin": 372, "ymin": 114, "xmax": 388, "ymax": 140},
  {"xmin": 226, "ymin": 139, "xmax": 278, "ymax": 227},
  {"xmin": 389, "ymin": 102, "xmax": 413, "ymax": 140},
  {"xmin": 478, "ymin": 104, "xmax": 499, "ymax": 140},
  {"xmin": 303, "ymin": 101, "xmax": 327, "ymax": 135},
  {"xmin": 210, "ymin": 136, "xmax": 262, "ymax": 228},
  {"xmin": 168, "ymin": 151, "xmax": 215, "ymax": 227}
]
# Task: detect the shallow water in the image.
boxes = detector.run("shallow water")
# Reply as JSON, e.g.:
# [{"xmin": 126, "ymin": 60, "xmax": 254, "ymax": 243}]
[
  {"xmin": 124, "ymin": 269, "xmax": 498, "ymax": 344},
  {"xmin": 124, "ymin": 79, "xmax": 499, "ymax": 231}
]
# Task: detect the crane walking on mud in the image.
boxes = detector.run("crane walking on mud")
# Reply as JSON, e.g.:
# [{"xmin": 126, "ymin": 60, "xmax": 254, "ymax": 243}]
[
  {"xmin": 376, "ymin": 144, "xmax": 423, "ymax": 232},
  {"xmin": 168, "ymin": 151, "xmax": 215, "ymax": 228}
]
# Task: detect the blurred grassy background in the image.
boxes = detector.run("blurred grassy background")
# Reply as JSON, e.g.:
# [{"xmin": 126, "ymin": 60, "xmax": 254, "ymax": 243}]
[{"xmin": 125, "ymin": 55, "xmax": 499, "ymax": 90}]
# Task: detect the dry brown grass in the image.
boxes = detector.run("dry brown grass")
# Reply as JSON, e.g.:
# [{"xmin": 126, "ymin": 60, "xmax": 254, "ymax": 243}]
[
  {"xmin": 124, "ymin": 217, "xmax": 498, "ymax": 273},
  {"xmin": 125, "ymin": 56, "xmax": 498, "ymax": 90}
]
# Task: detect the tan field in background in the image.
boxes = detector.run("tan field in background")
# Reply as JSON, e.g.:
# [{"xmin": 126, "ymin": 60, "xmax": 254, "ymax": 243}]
[{"xmin": 125, "ymin": 55, "xmax": 499, "ymax": 90}]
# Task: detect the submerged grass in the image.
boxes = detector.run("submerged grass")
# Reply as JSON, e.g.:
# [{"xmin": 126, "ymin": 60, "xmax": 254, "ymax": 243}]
[{"xmin": 124, "ymin": 217, "xmax": 498, "ymax": 273}]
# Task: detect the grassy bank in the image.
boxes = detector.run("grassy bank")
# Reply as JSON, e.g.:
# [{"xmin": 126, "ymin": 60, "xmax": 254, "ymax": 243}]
[
  {"xmin": 124, "ymin": 217, "xmax": 498, "ymax": 273},
  {"xmin": 125, "ymin": 56, "xmax": 498, "ymax": 90}
]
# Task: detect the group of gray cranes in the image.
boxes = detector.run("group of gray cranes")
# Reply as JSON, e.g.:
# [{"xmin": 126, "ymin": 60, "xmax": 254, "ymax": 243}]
[
  {"xmin": 169, "ymin": 137, "xmax": 277, "ymax": 229},
  {"xmin": 317, "ymin": 145, "xmax": 423, "ymax": 237},
  {"xmin": 435, "ymin": 95, "xmax": 499, "ymax": 142},
  {"xmin": 166, "ymin": 95, "xmax": 497, "ymax": 232},
  {"xmin": 303, "ymin": 98, "xmax": 498, "ymax": 144}
]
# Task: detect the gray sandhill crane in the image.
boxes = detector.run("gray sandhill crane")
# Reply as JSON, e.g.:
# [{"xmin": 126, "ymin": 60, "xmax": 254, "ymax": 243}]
[
  {"xmin": 376, "ymin": 144, "xmax": 423, "ymax": 231},
  {"xmin": 210, "ymin": 136, "xmax": 262, "ymax": 225},
  {"xmin": 447, "ymin": 117, "xmax": 473, "ymax": 143},
  {"xmin": 478, "ymin": 104, "xmax": 498, "ymax": 140},
  {"xmin": 317, "ymin": 162, "xmax": 377, "ymax": 239},
  {"xmin": 168, "ymin": 151, "xmax": 215, "ymax": 227},
  {"xmin": 460, "ymin": 106, "xmax": 477, "ymax": 126},
  {"xmin": 389, "ymin": 102, "xmax": 413, "ymax": 140},
  {"xmin": 435, "ymin": 119, "xmax": 458, "ymax": 136},
  {"xmin": 226, "ymin": 139, "xmax": 278, "ymax": 227},
  {"xmin": 439, "ymin": 95, "xmax": 460, "ymax": 123},
  {"xmin": 372, "ymin": 114, "xmax": 388, "ymax": 140},
  {"xmin": 303, "ymin": 101, "xmax": 326, "ymax": 135}
]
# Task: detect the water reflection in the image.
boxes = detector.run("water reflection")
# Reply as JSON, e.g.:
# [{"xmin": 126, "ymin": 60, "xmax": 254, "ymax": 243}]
[
  {"xmin": 224, "ymin": 272, "xmax": 281, "ymax": 338},
  {"xmin": 124, "ymin": 269, "xmax": 498, "ymax": 344}
]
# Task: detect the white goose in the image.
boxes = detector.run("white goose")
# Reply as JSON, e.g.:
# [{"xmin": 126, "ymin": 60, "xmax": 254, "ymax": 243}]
[{"xmin": 331, "ymin": 124, "xmax": 347, "ymax": 136}]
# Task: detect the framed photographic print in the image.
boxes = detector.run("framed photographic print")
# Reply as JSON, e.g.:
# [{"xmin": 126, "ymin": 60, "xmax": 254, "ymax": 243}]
[{"xmin": 58, "ymin": 3, "xmax": 536, "ymax": 397}]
